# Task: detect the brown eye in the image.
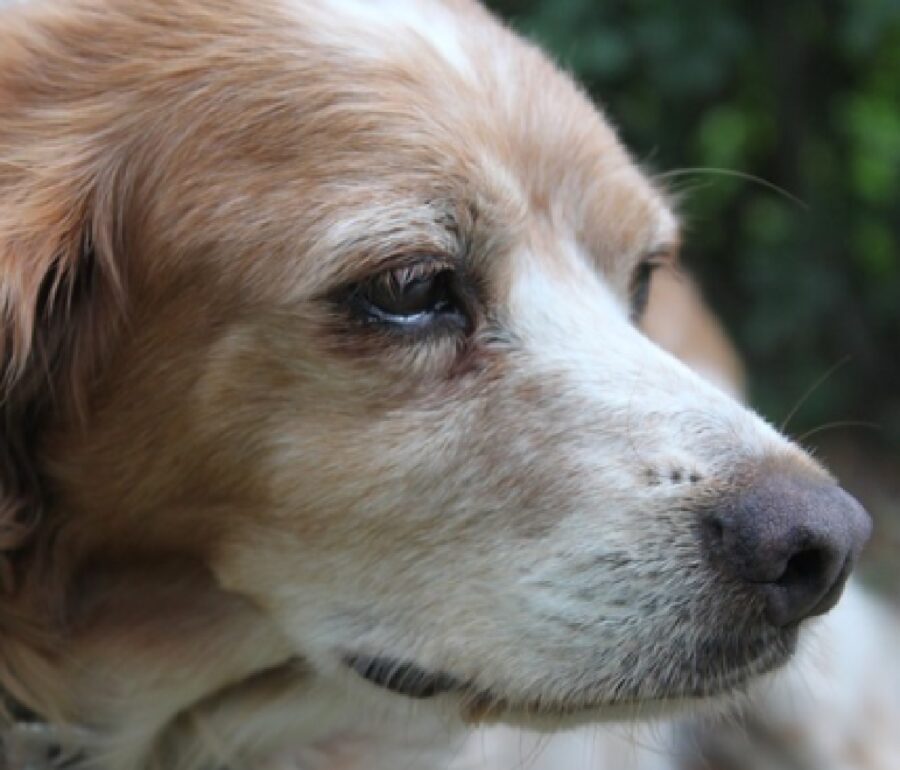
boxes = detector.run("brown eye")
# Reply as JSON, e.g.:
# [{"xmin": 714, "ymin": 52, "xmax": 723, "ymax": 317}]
[
  {"xmin": 630, "ymin": 259, "xmax": 661, "ymax": 321},
  {"xmin": 352, "ymin": 262, "xmax": 468, "ymax": 331}
]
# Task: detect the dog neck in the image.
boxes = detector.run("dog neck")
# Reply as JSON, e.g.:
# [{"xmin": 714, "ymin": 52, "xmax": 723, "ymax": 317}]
[{"xmin": 1, "ymin": 551, "xmax": 309, "ymax": 769}]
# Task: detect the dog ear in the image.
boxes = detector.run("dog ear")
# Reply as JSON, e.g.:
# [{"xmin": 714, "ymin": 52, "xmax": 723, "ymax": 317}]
[
  {"xmin": 0, "ymin": 13, "xmax": 126, "ymax": 716},
  {"xmin": 0, "ymin": 164, "xmax": 126, "ymax": 723},
  {"xmin": 1, "ymin": 212, "xmax": 116, "ymax": 585}
]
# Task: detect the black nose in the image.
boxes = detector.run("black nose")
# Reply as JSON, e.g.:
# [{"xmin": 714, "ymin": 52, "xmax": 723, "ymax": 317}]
[{"xmin": 703, "ymin": 473, "xmax": 871, "ymax": 627}]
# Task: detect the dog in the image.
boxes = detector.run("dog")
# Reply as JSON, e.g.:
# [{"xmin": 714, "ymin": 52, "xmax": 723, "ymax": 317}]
[{"xmin": 0, "ymin": 1, "xmax": 872, "ymax": 769}]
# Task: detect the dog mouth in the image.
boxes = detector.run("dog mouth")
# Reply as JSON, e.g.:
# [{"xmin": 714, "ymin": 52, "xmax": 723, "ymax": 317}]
[
  {"xmin": 342, "ymin": 628, "xmax": 797, "ymax": 720},
  {"xmin": 343, "ymin": 654, "xmax": 464, "ymax": 699}
]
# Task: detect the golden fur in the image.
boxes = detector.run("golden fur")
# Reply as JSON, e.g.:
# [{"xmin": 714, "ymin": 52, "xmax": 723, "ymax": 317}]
[{"xmin": 0, "ymin": 2, "xmax": 866, "ymax": 769}]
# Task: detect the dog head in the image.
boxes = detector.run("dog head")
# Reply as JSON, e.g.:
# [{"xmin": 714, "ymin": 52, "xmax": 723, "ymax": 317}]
[{"xmin": 0, "ymin": 0, "xmax": 870, "ymax": 751}]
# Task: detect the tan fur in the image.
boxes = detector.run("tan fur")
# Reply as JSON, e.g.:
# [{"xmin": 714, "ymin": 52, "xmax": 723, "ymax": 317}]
[{"xmin": 0, "ymin": 2, "xmax": 855, "ymax": 769}]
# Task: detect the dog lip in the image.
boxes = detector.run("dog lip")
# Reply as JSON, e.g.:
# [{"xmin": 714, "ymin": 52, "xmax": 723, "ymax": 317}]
[
  {"xmin": 464, "ymin": 631, "xmax": 797, "ymax": 724},
  {"xmin": 344, "ymin": 628, "xmax": 796, "ymax": 713},
  {"xmin": 692, "ymin": 624, "xmax": 799, "ymax": 671},
  {"xmin": 343, "ymin": 654, "xmax": 463, "ymax": 698}
]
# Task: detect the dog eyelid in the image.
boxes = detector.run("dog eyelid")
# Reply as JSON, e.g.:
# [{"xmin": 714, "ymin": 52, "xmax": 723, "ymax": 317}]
[
  {"xmin": 629, "ymin": 249, "xmax": 672, "ymax": 322},
  {"xmin": 341, "ymin": 256, "xmax": 472, "ymax": 337}
]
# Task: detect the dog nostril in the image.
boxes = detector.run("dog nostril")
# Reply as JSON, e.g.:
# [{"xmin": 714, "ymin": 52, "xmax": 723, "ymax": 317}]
[
  {"xmin": 705, "ymin": 516, "xmax": 724, "ymax": 544},
  {"xmin": 670, "ymin": 470, "xmax": 683, "ymax": 483},
  {"xmin": 689, "ymin": 473, "xmax": 702, "ymax": 484},
  {"xmin": 702, "ymin": 472, "xmax": 871, "ymax": 628},
  {"xmin": 776, "ymin": 547, "xmax": 827, "ymax": 589}
]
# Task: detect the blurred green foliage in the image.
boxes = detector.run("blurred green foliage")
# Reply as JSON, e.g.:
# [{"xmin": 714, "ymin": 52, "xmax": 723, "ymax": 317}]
[{"xmin": 487, "ymin": 0, "xmax": 900, "ymax": 446}]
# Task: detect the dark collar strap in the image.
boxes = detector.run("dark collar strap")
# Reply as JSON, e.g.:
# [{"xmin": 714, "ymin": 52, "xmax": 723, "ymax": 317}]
[{"xmin": 2, "ymin": 719, "xmax": 87, "ymax": 769}]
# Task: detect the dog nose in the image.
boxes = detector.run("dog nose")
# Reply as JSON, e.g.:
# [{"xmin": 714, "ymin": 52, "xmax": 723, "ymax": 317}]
[{"xmin": 703, "ymin": 473, "xmax": 871, "ymax": 627}]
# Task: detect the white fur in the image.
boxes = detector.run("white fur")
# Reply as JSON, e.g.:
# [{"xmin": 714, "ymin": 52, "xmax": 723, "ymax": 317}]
[{"xmin": 287, "ymin": 0, "xmax": 475, "ymax": 76}]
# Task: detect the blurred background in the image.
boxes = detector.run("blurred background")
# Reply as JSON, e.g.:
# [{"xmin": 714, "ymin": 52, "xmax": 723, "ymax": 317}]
[{"xmin": 487, "ymin": 0, "xmax": 900, "ymax": 600}]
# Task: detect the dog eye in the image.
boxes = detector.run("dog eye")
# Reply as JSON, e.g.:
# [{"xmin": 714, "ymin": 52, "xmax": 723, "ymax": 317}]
[
  {"xmin": 352, "ymin": 262, "xmax": 469, "ymax": 332},
  {"xmin": 629, "ymin": 259, "xmax": 661, "ymax": 321}
]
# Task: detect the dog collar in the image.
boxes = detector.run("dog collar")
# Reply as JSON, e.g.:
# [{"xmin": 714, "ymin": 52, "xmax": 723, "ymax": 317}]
[{"xmin": 1, "ymin": 719, "xmax": 87, "ymax": 769}]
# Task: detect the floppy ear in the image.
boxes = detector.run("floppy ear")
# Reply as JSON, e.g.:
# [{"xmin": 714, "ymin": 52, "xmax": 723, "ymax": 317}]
[
  {"xmin": 0, "ymin": 11, "xmax": 126, "ymax": 716},
  {"xmin": 0, "ymin": 166, "xmax": 126, "ymax": 723},
  {"xmin": 0, "ymin": 195, "xmax": 115, "ymax": 587}
]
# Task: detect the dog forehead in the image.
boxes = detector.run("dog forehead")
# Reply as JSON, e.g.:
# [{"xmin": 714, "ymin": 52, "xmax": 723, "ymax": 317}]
[
  {"xmin": 288, "ymin": 0, "xmax": 478, "ymax": 76},
  {"xmin": 88, "ymin": 0, "xmax": 675, "ymax": 298},
  {"xmin": 276, "ymin": 0, "xmax": 673, "ymax": 269}
]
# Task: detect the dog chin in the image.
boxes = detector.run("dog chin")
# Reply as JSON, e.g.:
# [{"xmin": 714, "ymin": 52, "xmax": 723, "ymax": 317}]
[
  {"xmin": 461, "ymin": 658, "xmax": 794, "ymax": 730},
  {"xmin": 342, "ymin": 626, "xmax": 799, "ymax": 728}
]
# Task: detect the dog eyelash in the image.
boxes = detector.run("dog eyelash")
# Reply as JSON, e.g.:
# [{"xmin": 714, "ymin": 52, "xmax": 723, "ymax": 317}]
[{"xmin": 346, "ymin": 259, "xmax": 471, "ymax": 336}]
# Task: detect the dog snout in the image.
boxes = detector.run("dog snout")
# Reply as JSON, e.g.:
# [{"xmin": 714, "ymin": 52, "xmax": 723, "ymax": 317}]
[{"xmin": 702, "ymin": 472, "xmax": 872, "ymax": 628}]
